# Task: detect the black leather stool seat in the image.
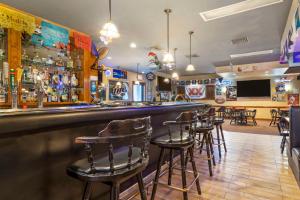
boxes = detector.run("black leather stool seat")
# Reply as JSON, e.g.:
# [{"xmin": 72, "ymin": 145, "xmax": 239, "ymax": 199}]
[
  {"xmin": 214, "ymin": 118, "xmax": 224, "ymax": 125},
  {"xmin": 68, "ymin": 147, "xmax": 141, "ymax": 173},
  {"xmin": 195, "ymin": 125, "xmax": 214, "ymax": 132},
  {"xmin": 151, "ymin": 132, "xmax": 194, "ymax": 148}
]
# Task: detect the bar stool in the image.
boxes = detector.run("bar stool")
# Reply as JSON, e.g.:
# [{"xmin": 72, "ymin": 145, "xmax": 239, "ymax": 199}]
[
  {"xmin": 150, "ymin": 111, "xmax": 201, "ymax": 200},
  {"xmin": 214, "ymin": 111, "xmax": 227, "ymax": 159},
  {"xmin": 66, "ymin": 117, "xmax": 152, "ymax": 200},
  {"xmin": 277, "ymin": 118, "xmax": 289, "ymax": 154},
  {"xmin": 196, "ymin": 112, "xmax": 216, "ymax": 177}
]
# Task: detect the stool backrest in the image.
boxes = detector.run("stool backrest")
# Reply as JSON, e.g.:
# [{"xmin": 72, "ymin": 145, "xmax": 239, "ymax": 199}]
[
  {"xmin": 164, "ymin": 111, "xmax": 198, "ymax": 142},
  {"xmin": 76, "ymin": 117, "xmax": 152, "ymax": 173}
]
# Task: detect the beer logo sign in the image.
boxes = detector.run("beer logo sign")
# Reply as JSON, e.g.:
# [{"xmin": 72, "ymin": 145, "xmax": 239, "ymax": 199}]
[{"xmin": 185, "ymin": 85, "xmax": 206, "ymax": 99}]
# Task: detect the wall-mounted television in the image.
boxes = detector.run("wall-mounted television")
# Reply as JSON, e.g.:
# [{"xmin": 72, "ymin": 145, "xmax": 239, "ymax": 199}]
[
  {"xmin": 237, "ymin": 79, "xmax": 270, "ymax": 97},
  {"xmin": 157, "ymin": 76, "xmax": 171, "ymax": 91}
]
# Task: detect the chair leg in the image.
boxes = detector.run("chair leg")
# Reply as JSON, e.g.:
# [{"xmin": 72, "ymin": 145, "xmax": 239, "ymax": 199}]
[
  {"xmin": 180, "ymin": 149, "xmax": 188, "ymax": 200},
  {"xmin": 151, "ymin": 148, "xmax": 165, "ymax": 200},
  {"xmin": 216, "ymin": 125, "xmax": 221, "ymax": 159},
  {"xmin": 189, "ymin": 147, "xmax": 201, "ymax": 195},
  {"xmin": 168, "ymin": 149, "xmax": 173, "ymax": 185},
  {"xmin": 205, "ymin": 133, "xmax": 213, "ymax": 176},
  {"xmin": 137, "ymin": 173, "xmax": 147, "ymax": 200},
  {"xmin": 220, "ymin": 125, "xmax": 227, "ymax": 153},
  {"xmin": 281, "ymin": 136, "xmax": 286, "ymax": 154},
  {"xmin": 110, "ymin": 184, "xmax": 120, "ymax": 200},
  {"xmin": 82, "ymin": 182, "xmax": 92, "ymax": 200},
  {"xmin": 208, "ymin": 132, "xmax": 216, "ymax": 166}
]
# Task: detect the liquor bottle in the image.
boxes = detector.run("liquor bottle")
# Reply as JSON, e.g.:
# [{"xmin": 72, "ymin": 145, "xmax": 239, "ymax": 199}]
[
  {"xmin": 67, "ymin": 57, "xmax": 73, "ymax": 69},
  {"xmin": 71, "ymin": 73, "xmax": 78, "ymax": 87},
  {"xmin": 76, "ymin": 55, "xmax": 82, "ymax": 70},
  {"xmin": 3, "ymin": 61, "xmax": 8, "ymax": 85},
  {"xmin": 9, "ymin": 69, "xmax": 16, "ymax": 90}
]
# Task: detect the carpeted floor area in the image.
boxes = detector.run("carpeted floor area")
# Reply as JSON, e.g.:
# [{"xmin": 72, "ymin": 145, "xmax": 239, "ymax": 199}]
[{"xmin": 221, "ymin": 119, "xmax": 279, "ymax": 135}]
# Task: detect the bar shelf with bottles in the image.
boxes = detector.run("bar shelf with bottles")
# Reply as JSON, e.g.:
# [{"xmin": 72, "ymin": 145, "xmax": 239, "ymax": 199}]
[
  {"xmin": 0, "ymin": 28, "xmax": 8, "ymax": 105},
  {"xmin": 19, "ymin": 34, "xmax": 84, "ymax": 107}
]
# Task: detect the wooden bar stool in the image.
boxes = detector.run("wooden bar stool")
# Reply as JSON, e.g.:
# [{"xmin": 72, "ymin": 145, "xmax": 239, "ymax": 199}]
[
  {"xmin": 66, "ymin": 117, "xmax": 152, "ymax": 200},
  {"xmin": 150, "ymin": 111, "xmax": 201, "ymax": 200},
  {"xmin": 196, "ymin": 109, "xmax": 216, "ymax": 176},
  {"xmin": 214, "ymin": 114, "xmax": 227, "ymax": 159}
]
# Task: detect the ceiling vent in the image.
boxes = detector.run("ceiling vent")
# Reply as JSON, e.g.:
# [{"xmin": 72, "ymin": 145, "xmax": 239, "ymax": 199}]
[{"xmin": 231, "ymin": 37, "xmax": 248, "ymax": 45}]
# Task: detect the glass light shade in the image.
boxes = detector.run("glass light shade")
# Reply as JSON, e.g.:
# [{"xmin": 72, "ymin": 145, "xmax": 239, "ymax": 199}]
[
  {"xmin": 116, "ymin": 81, "xmax": 122, "ymax": 86},
  {"xmin": 186, "ymin": 64, "xmax": 195, "ymax": 71},
  {"xmin": 172, "ymin": 72, "xmax": 179, "ymax": 80},
  {"xmin": 163, "ymin": 77, "xmax": 170, "ymax": 83},
  {"xmin": 163, "ymin": 52, "xmax": 174, "ymax": 63},
  {"xmin": 100, "ymin": 21, "xmax": 120, "ymax": 44},
  {"xmin": 134, "ymin": 80, "xmax": 140, "ymax": 85}
]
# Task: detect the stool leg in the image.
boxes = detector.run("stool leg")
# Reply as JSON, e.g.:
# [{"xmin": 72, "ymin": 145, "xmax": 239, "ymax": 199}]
[
  {"xmin": 137, "ymin": 173, "xmax": 147, "ymax": 200},
  {"xmin": 208, "ymin": 132, "xmax": 216, "ymax": 166},
  {"xmin": 199, "ymin": 134, "xmax": 205, "ymax": 154},
  {"xmin": 189, "ymin": 146, "xmax": 201, "ymax": 195},
  {"xmin": 220, "ymin": 125, "xmax": 227, "ymax": 152},
  {"xmin": 168, "ymin": 149, "xmax": 173, "ymax": 185},
  {"xmin": 151, "ymin": 148, "xmax": 165, "ymax": 200},
  {"xmin": 205, "ymin": 132, "xmax": 213, "ymax": 176},
  {"xmin": 281, "ymin": 136, "xmax": 286, "ymax": 154},
  {"xmin": 180, "ymin": 149, "xmax": 188, "ymax": 200},
  {"xmin": 216, "ymin": 125, "xmax": 221, "ymax": 159},
  {"xmin": 82, "ymin": 182, "xmax": 92, "ymax": 200},
  {"xmin": 110, "ymin": 184, "xmax": 120, "ymax": 200}
]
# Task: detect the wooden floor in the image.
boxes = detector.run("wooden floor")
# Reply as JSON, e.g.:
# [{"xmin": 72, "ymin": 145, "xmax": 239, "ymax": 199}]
[{"xmin": 134, "ymin": 131, "xmax": 300, "ymax": 200}]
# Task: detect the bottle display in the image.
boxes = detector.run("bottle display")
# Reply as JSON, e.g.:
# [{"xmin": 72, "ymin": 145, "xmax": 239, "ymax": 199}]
[
  {"xmin": 21, "ymin": 35, "xmax": 83, "ymax": 104},
  {"xmin": 0, "ymin": 28, "xmax": 8, "ymax": 103}
]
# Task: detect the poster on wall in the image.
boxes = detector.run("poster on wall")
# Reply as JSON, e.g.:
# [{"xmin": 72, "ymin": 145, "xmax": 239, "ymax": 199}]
[
  {"xmin": 215, "ymin": 85, "xmax": 226, "ymax": 104},
  {"xmin": 32, "ymin": 21, "xmax": 69, "ymax": 48},
  {"xmin": 226, "ymin": 86, "xmax": 237, "ymax": 101},
  {"xmin": 109, "ymin": 80, "xmax": 129, "ymax": 100},
  {"xmin": 288, "ymin": 94, "xmax": 299, "ymax": 105},
  {"xmin": 185, "ymin": 84, "xmax": 206, "ymax": 99}
]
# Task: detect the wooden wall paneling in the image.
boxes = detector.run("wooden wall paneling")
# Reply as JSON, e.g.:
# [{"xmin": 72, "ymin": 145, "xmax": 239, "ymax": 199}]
[
  {"xmin": 83, "ymin": 50, "xmax": 95, "ymax": 103},
  {"xmin": 7, "ymin": 29, "xmax": 21, "ymax": 105}
]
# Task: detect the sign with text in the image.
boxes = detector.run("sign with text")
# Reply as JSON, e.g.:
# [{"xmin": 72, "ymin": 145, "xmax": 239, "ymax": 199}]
[{"xmin": 185, "ymin": 84, "xmax": 206, "ymax": 99}]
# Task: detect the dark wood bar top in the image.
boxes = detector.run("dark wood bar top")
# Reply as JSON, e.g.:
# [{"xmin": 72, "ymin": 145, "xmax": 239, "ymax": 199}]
[{"xmin": 0, "ymin": 102, "xmax": 207, "ymax": 200}]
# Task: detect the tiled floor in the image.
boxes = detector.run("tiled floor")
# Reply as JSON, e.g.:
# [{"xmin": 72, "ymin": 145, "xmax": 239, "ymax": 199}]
[{"xmin": 134, "ymin": 131, "xmax": 300, "ymax": 200}]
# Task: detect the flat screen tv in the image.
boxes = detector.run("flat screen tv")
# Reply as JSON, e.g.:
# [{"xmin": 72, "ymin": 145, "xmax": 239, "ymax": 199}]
[
  {"xmin": 157, "ymin": 76, "xmax": 171, "ymax": 91},
  {"xmin": 237, "ymin": 79, "xmax": 270, "ymax": 97}
]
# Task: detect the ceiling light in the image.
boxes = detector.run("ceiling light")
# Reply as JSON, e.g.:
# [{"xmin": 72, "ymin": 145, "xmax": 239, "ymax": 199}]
[
  {"xmin": 230, "ymin": 50, "xmax": 274, "ymax": 58},
  {"xmin": 171, "ymin": 48, "xmax": 179, "ymax": 80},
  {"xmin": 186, "ymin": 64, "xmax": 195, "ymax": 72},
  {"xmin": 164, "ymin": 77, "xmax": 170, "ymax": 83},
  {"xmin": 200, "ymin": 0, "xmax": 283, "ymax": 22},
  {"xmin": 142, "ymin": 71, "xmax": 145, "ymax": 74},
  {"xmin": 107, "ymin": 56, "xmax": 112, "ymax": 60},
  {"xmin": 130, "ymin": 42, "xmax": 137, "ymax": 48},
  {"xmin": 186, "ymin": 31, "xmax": 195, "ymax": 71},
  {"xmin": 100, "ymin": 0, "xmax": 120, "ymax": 44},
  {"xmin": 163, "ymin": 9, "xmax": 174, "ymax": 66},
  {"xmin": 172, "ymin": 72, "xmax": 179, "ymax": 80}
]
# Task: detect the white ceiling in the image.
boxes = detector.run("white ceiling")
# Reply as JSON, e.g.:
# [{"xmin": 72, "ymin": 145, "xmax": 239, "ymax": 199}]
[{"xmin": 2, "ymin": 0, "xmax": 292, "ymax": 75}]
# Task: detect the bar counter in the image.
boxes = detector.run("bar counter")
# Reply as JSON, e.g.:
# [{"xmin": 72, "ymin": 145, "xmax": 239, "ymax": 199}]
[{"xmin": 0, "ymin": 102, "xmax": 206, "ymax": 200}]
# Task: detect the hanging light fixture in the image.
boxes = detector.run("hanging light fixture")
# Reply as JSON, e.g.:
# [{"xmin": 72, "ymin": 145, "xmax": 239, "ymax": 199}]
[
  {"xmin": 163, "ymin": 9, "xmax": 174, "ymax": 66},
  {"xmin": 100, "ymin": 0, "xmax": 120, "ymax": 45},
  {"xmin": 172, "ymin": 48, "xmax": 179, "ymax": 80},
  {"xmin": 134, "ymin": 63, "xmax": 140, "ymax": 85},
  {"xmin": 186, "ymin": 31, "xmax": 195, "ymax": 71}
]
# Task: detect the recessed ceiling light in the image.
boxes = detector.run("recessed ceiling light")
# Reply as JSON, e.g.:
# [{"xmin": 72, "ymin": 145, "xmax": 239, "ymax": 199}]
[
  {"xmin": 130, "ymin": 42, "xmax": 137, "ymax": 48},
  {"xmin": 200, "ymin": 0, "xmax": 283, "ymax": 22},
  {"xmin": 107, "ymin": 56, "xmax": 112, "ymax": 60},
  {"xmin": 230, "ymin": 50, "xmax": 274, "ymax": 58}
]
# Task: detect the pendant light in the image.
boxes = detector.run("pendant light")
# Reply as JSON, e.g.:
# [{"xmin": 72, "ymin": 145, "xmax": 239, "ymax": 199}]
[
  {"xmin": 186, "ymin": 31, "xmax": 195, "ymax": 71},
  {"xmin": 163, "ymin": 9, "xmax": 174, "ymax": 66},
  {"xmin": 100, "ymin": 0, "xmax": 120, "ymax": 45},
  {"xmin": 172, "ymin": 48, "xmax": 179, "ymax": 80},
  {"xmin": 134, "ymin": 63, "xmax": 140, "ymax": 85}
]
